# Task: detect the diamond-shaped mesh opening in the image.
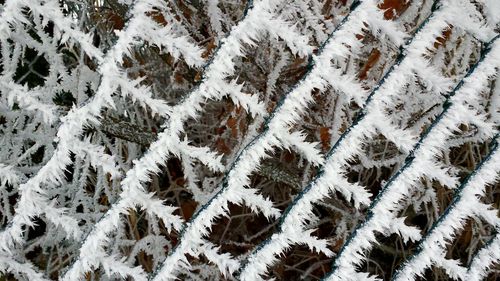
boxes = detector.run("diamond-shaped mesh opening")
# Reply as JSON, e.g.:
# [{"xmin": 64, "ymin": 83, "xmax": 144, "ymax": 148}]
[
  {"xmin": 356, "ymin": 232, "xmax": 419, "ymax": 280},
  {"xmin": 186, "ymin": 39, "xmax": 314, "ymax": 162},
  {"xmin": 256, "ymin": 149, "xmax": 314, "ymax": 198},
  {"xmin": 133, "ymin": 250, "xmax": 155, "ymax": 273},
  {"xmin": 306, "ymin": 197, "xmax": 365, "ymax": 247},
  {"xmin": 144, "ymin": 157, "xmax": 204, "ymax": 222},
  {"xmin": 444, "ymin": 217, "xmax": 496, "ymax": 266},
  {"xmin": 416, "ymin": 266, "xmax": 452, "ymax": 281},
  {"xmin": 24, "ymin": 217, "xmax": 88, "ymax": 280},
  {"xmin": 193, "ymin": 151, "xmax": 316, "ymax": 264},
  {"xmin": 204, "ymin": 201, "xmax": 280, "ymax": 258},
  {"xmin": 0, "ymin": 187, "xmax": 17, "ymax": 228},
  {"xmin": 146, "ymin": 157, "xmax": 181, "ymax": 193},
  {"xmin": 20, "ymin": 161, "xmax": 122, "ymax": 279},
  {"xmin": 235, "ymin": 40, "xmax": 309, "ymax": 99},
  {"xmin": 401, "ymin": 179, "xmax": 455, "ymax": 233},
  {"xmin": 354, "ymin": 31, "xmax": 401, "ymax": 85},
  {"xmin": 447, "ymin": 136, "xmax": 494, "ymax": 181},
  {"xmin": 121, "ymin": 47, "xmax": 190, "ymax": 100},
  {"xmin": 266, "ymin": 244, "xmax": 332, "ymax": 280},
  {"xmin": 299, "ymin": 88, "xmax": 363, "ymax": 154},
  {"xmin": 342, "ymin": 135, "xmax": 404, "ymax": 199},
  {"xmin": 24, "ymin": 216, "xmax": 47, "ymax": 263},
  {"xmin": 66, "ymin": 208, "xmax": 178, "ymax": 278},
  {"xmin": 176, "ymin": 257, "xmax": 226, "ymax": 280},
  {"xmin": 1, "ymin": 273, "xmax": 16, "ymax": 281},
  {"xmin": 171, "ymin": 0, "xmax": 248, "ymax": 44},
  {"xmin": 122, "ymin": 208, "xmax": 183, "ymax": 274},
  {"xmin": 123, "ymin": 209, "xmax": 175, "ymax": 273},
  {"xmin": 309, "ymin": 201, "xmax": 355, "ymax": 242},
  {"xmin": 479, "ymin": 182, "xmax": 500, "ymax": 211},
  {"xmin": 264, "ymin": 198, "xmax": 364, "ymax": 280},
  {"xmin": 429, "ymin": 28, "xmax": 482, "ymax": 78},
  {"xmin": 184, "ymin": 97, "xmax": 255, "ymax": 162},
  {"xmin": 13, "ymin": 47, "xmax": 50, "ymax": 89},
  {"xmin": 485, "ymin": 265, "xmax": 500, "ymax": 281},
  {"xmin": 390, "ymin": 79, "xmax": 443, "ymax": 129}
]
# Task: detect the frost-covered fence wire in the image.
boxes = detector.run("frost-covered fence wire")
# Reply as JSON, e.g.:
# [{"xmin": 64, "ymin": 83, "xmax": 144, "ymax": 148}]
[{"xmin": 0, "ymin": 0, "xmax": 499, "ymax": 280}]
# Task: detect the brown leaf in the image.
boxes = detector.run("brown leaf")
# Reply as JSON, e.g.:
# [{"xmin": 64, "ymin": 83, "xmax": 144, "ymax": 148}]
[
  {"xmin": 202, "ymin": 39, "xmax": 217, "ymax": 59},
  {"xmin": 319, "ymin": 127, "xmax": 331, "ymax": 150},
  {"xmin": 378, "ymin": 0, "xmax": 410, "ymax": 20},
  {"xmin": 359, "ymin": 48, "xmax": 381, "ymax": 80},
  {"xmin": 108, "ymin": 13, "xmax": 124, "ymax": 30},
  {"xmin": 180, "ymin": 200, "xmax": 197, "ymax": 220},
  {"xmin": 216, "ymin": 138, "xmax": 231, "ymax": 154},
  {"xmin": 434, "ymin": 27, "xmax": 453, "ymax": 49},
  {"xmin": 227, "ymin": 117, "xmax": 238, "ymax": 137},
  {"xmin": 146, "ymin": 10, "xmax": 168, "ymax": 26}
]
